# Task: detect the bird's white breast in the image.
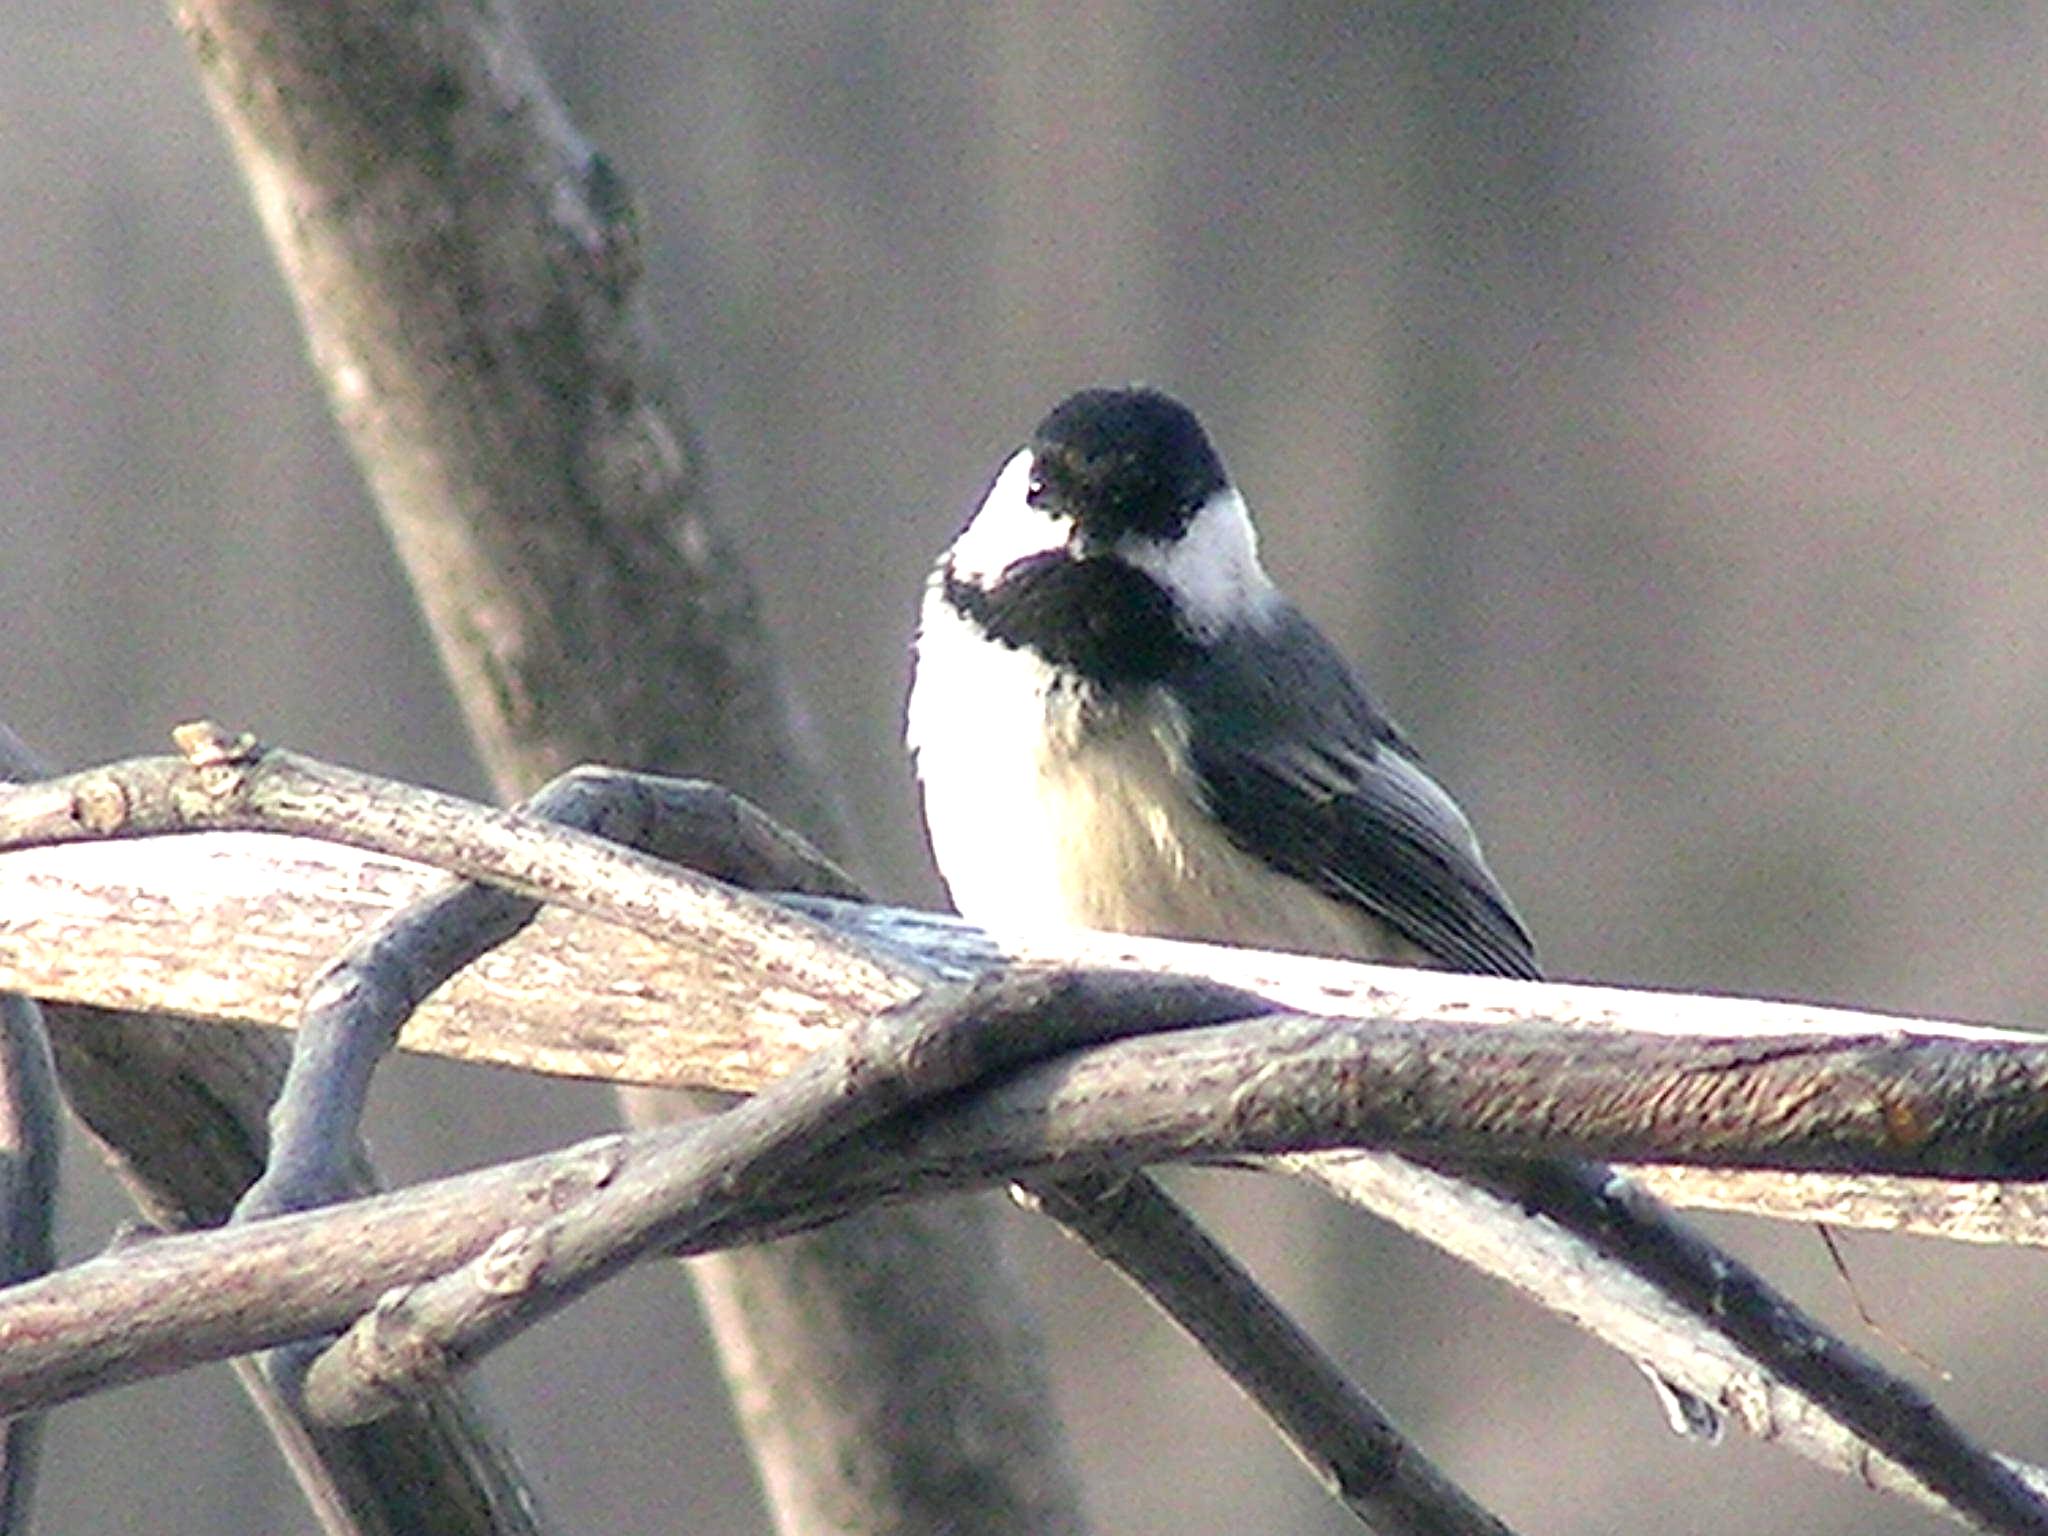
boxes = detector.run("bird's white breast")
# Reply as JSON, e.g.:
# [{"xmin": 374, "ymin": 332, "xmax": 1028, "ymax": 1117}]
[{"xmin": 907, "ymin": 589, "xmax": 1425, "ymax": 963}]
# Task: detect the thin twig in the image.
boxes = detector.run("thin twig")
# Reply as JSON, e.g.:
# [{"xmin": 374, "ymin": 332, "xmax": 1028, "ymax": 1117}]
[
  {"xmin": 1018, "ymin": 1173, "xmax": 1516, "ymax": 1536},
  {"xmin": 1466, "ymin": 1154, "xmax": 2048, "ymax": 1531}
]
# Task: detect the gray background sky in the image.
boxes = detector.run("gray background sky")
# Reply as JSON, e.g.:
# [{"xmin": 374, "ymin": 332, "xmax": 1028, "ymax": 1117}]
[{"xmin": 4, "ymin": 4, "xmax": 2046, "ymax": 1533}]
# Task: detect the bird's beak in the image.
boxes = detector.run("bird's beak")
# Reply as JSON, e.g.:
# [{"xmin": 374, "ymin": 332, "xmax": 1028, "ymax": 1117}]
[{"xmin": 1066, "ymin": 521, "xmax": 1111, "ymax": 561}]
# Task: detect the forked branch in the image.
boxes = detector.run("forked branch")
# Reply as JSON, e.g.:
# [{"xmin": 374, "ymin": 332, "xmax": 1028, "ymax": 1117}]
[{"xmin": 5, "ymin": 732, "xmax": 2048, "ymax": 1534}]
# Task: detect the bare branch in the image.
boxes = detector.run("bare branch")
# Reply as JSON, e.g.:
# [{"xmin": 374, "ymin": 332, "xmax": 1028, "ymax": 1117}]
[
  {"xmin": 239, "ymin": 745, "xmax": 1516, "ymax": 1536},
  {"xmin": 238, "ymin": 766, "xmax": 859, "ymax": 1224},
  {"xmin": 0, "ymin": 727, "xmax": 911, "ymax": 1019},
  {"xmin": 14, "ymin": 817, "xmax": 2035, "ymax": 1238},
  {"xmin": 1016, "ymin": 1172, "xmax": 1517, "ymax": 1536},
  {"xmin": 0, "ymin": 1028, "xmax": 2042, "ymax": 1534},
  {"xmin": 1622, "ymin": 1166, "xmax": 2048, "ymax": 1244},
  {"xmin": 293, "ymin": 971, "xmax": 1257, "ymax": 1421},
  {"xmin": 7, "ymin": 759, "xmax": 2048, "ymax": 1180},
  {"xmin": 11, "ymin": 746, "xmax": 2048, "ymax": 1530},
  {"xmin": 1293, "ymin": 1153, "xmax": 2048, "ymax": 1524},
  {"xmin": 228, "ymin": 768, "xmax": 806, "ymax": 1434},
  {"xmin": 231, "ymin": 752, "xmax": 1522, "ymax": 1536},
  {"xmin": 1, "ymin": 729, "xmax": 555, "ymax": 1536}
]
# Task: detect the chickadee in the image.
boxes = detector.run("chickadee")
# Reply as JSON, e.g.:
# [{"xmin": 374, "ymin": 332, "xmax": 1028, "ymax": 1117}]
[
  {"xmin": 908, "ymin": 386, "xmax": 1723, "ymax": 1442},
  {"xmin": 906, "ymin": 384, "xmax": 1535, "ymax": 976}
]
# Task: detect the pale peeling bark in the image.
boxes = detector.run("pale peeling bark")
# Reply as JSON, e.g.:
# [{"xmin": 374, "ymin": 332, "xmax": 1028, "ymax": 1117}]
[{"xmin": 1, "ymin": 827, "xmax": 2038, "ymax": 1106}]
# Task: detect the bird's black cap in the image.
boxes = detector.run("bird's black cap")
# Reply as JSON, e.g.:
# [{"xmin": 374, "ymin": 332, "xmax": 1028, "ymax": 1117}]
[{"xmin": 1028, "ymin": 387, "xmax": 1228, "ymax": 545}]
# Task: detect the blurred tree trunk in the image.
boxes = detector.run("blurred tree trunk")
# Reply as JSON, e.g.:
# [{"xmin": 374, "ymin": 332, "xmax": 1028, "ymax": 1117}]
[
  {"xmin": 1389, "ymin": 2, "xmax": 1605, "ymax": 721},
  {"xmin": 170, "ymin": 2, "xmax": 1087, "ymax": 1533}
]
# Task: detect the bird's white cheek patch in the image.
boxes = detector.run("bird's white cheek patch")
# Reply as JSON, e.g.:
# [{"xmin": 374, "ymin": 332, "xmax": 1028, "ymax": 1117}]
[
  {"xmin": 1117, "ymin": 487, "xmax": 1276, "ymax": 639},
  {"xmin": 942, "ymin": 449, "xmax": 1069, "ymax": 589}
]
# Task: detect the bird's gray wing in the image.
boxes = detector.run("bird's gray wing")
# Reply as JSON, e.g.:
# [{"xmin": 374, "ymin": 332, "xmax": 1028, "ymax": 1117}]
[{"xmin": 1177, "ymin": 607, "xmax": 1539, "ymax": 979}]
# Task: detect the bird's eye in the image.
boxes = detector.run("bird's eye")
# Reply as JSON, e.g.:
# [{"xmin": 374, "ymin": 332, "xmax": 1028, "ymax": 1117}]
[{"xmin": 1025, "ymin": 471, "xmax": 1049, "ymax": 506}]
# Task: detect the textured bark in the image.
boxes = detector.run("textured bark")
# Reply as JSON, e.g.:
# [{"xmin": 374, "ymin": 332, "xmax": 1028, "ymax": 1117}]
[
  {"xmin": 168, "ymin": 3, "xmax": 1087, "ymax": 1532},
  {"xmin": 12, "ymin": 822, "xmax": 2048, "ymax": 1208},
  {"xmin": 0, "ymin": 737, "xmax": 547, "ymax": 1536}
]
